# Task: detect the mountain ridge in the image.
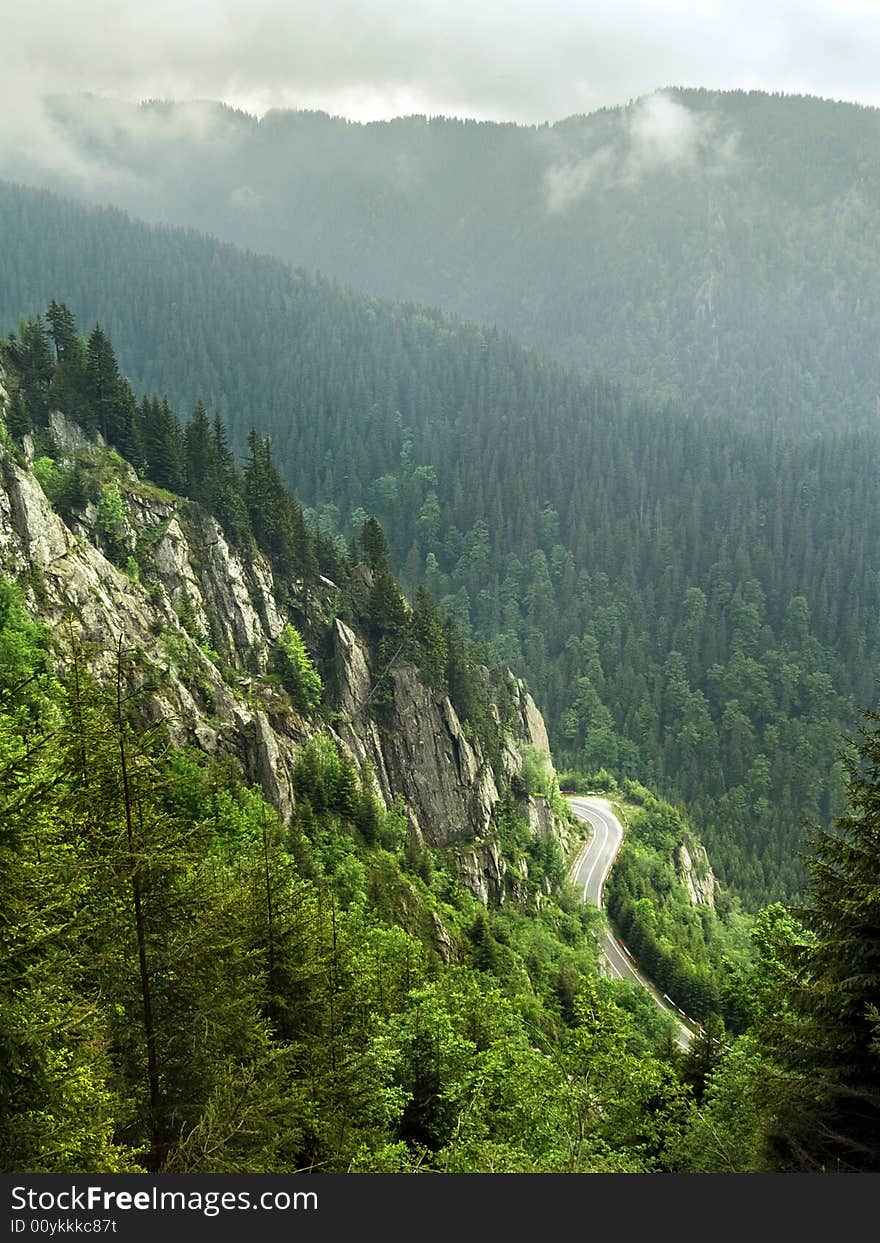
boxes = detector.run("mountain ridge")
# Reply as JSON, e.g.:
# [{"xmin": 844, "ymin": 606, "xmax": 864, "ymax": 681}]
[{"xmin": 13, "ymin": 87, "xmax": 880, "ymax": 430}]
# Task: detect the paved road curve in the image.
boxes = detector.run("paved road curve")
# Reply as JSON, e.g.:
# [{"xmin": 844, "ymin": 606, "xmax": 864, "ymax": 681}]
[{"xmin": 569, "ymin": 795, "xmax": 693, "ymax": 1050}]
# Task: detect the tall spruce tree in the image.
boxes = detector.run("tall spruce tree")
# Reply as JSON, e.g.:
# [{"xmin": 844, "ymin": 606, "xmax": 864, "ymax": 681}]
[
  {"xmin": 136, "ymin": 396, "xmax": 185, "ymax": 493},
  {"xmin": 243, "ymin": 431, "xmax": 316, "ymax": 584},
  {"xmin": 760, "ymin": 709, "xmax": 880, "ymax": 1171},
  {"xmin": 46, "ymin": 301, "xmax": 79, "ymax": 363},
  {"xmin": 7, "ymin": 316, "xmax": 54, "ymax": 424},
  {"xmin": 86, "ymin": 325, "xmax": 136, "ymax": 452}
]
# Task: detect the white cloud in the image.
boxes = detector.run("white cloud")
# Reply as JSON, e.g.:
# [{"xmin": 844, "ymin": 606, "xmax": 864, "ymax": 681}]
[
  {"xmin": 544, "ymin": 92, "xmax": 741, "ymax": 213},
  {"xmin": 230, "ymin": 184, "xmax": 262, "ymax": 210},
  {"xmin": 0, "ymin": 0, "xmax": 877, "ymax": 189},
  {"xmin": 545, "ymin": 146, "xmax": 616, "ymax": 215}
]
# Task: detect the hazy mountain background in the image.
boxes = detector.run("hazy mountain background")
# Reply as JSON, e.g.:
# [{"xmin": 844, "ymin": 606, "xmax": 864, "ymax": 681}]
[{"xmin": 8, "ymin": 88, "xmax": 880, "ymax": 429}]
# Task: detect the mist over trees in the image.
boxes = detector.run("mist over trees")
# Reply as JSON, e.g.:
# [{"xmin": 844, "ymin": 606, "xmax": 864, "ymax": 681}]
[{"xmin": 14, "ymin": 89, "xmax": 880, "ymax": 432}]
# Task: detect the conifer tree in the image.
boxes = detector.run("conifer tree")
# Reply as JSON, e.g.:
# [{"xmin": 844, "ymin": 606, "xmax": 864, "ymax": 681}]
[
  {"xmin": 48, "ymin": 336, "xmax": 91, "ymax": 432},
  {"xmin": 86, "ymin": 325, "xmax": 136, "ymax": 451},
  {"xmin": 6, "ymin": 391, "xmax": 32, "ymax": 438},
  {"xmin": 0, "ymin": 591, "xmax": 133, "ymax": 1173},
  {"xmin": 208, "ymin": 413, "xmax": 249, "ymax": 542},
  {"xmin": 759, "ymin": 709, "xmax": 880, "ymax": 1171},
  {"xmin": 55, "ymin": 644, "xmax": 291, "ymax": 1172},
  {"xmin": 244, "ymin": 431, "xmax": 316, "ymax": 583},
  {"xmin": 46, "ymin": 300, "xmax": 79, "ymax": 363},
  {"xmin": 410, "ymin": 585, "xmax": 448, "ymax": 689},
  {"xmin": 183, "ymin": 400, "xmax": 215, "ymax": 504},
  {"xmin": 136, "ymin": 396, "xmax": 185, "ymax": 492},
  {"xmin": 360, "ymin": 516, "xmax": 392, "ymax": 577},
  {"xmin": 8, "ymin": 316, "xmax": 54, "ymax": 424}
]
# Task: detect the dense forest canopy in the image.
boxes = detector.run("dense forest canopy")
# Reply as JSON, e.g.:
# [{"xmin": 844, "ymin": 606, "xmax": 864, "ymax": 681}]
[
  {"xmin": 11, "ymin": 88, "xmax": 880, "ymax": 431},
  {"xmin": 3, "ymin": 190, "xmax": 878, "ymax": 906},
  {"xmin": 3, "ymin": 313, "xmax": 879, "ymax": 1173},
  {"xmin": 0, "ymin": 314, "xmax": 705, "ymax": 1173}
]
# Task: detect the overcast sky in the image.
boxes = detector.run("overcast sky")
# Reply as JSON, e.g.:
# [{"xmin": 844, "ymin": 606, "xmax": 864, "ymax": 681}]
[{"xmin": 4, "ymin": 0, "xmax": 880, "ymax": 126}]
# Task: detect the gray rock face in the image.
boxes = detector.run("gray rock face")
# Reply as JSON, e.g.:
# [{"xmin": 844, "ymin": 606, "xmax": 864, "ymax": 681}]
[
  {"xmin": 454, "ymin": 841, "xmax": 507, "ymax": 905},
  {"xmin": 378, "ymin": 666, "xmax": 500, "ymax": 847},
  {"xmin": 431, "ymin": 912, "xmax": 455, "ymax": 963},
  {"xmin": 150, "ymin": 503, "xmax": 284, "ymax": 664},
  {"xmin": 332, "ymin": 620, "xmax": 505, "ymax": 852},
  {"xmin": 519, "ymin": 687, "xmax": 552, "ymax": 758},
  {"xmin": 0, "ymin": 435, "xmax": 298, "ymax": 781},
  {"xmin": 50, "ymin": 409, "xmax": 105, "ymax": 458},
  {"xmin": 496, "ymin": 671, "xmax": 555, "ymax": 782},
  {"xmin": 526, "ymin": 796, "xmax": 558, "ymax": 842},
  {"xmin": 0, "ymin": 451, "xmax": 159, "ymax": 661},
  {"xmin": 0, "ymin": 392, "xmax": 568, "ymax": 903},
  {"xmin": 677, "ymin": 842, "xmax": 716, "ymax": 908},
  {"xmin": 334, "ymin": 619, "xmax": 372, "ymax": 717},
  {"xmin": 250, "ymin": 710, "xmax": 296, "ymax": 824}
]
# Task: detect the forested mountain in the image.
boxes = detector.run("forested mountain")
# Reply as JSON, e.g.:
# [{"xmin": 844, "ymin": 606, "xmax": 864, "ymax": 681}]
[
  {"xmin": 0, "ymin": 315, "xmax": 742, "ymax": 1174},
  {"xmin": 3, "ymin": 188, "xmax": 878, "ymax": 906},
  {"xmin": 3, "ymin": 316, "xmax": 879, "ymax": 1174},
  {"xmin": 13, "ymin": 88, "xmax": 880, "ymax": 430},
  {"xmin": 0, "ymin": 319, "xmax": 612, "ymax": 1173}
]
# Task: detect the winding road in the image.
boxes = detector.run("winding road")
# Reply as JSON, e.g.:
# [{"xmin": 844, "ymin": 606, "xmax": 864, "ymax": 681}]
[{"xmin": 568, "ymin": 796, "xmax": 694, "ymax": 1050}]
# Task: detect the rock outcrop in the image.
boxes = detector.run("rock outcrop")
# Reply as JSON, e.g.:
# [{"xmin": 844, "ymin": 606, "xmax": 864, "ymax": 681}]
[
  {"xmin": 513, "ymin": 680, "xmax": 552, "ymax": 757},
  {"xmin": 676, "ymin": 841, "xmax": 716, "ymax": 908},
  {"xmin": 454, "ymin": 840, "xmax": 507, "ymax": 906},
  {"xmin": 0, "ymin": 382, "xmax": 569, "ymax": 903},
  {"xmin": 379, "ymin": 666, "xmax": 499, "ymax": 847}
]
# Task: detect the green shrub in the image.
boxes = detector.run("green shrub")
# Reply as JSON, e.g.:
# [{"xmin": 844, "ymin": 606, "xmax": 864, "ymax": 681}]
[
  {"xmin": 520, "ymin": 746, "xmax": 553, "ymax": 798},
  {"xmin": 586, "ymin": 767, "xmax": 618, "ymax": 793},
  {"xmin": 32, "ymin": 455, "xmax": 63, "ymax": 504},
  {"xmin": 268, "ymin": 624, "xmax": 323, "ymax": 712}
]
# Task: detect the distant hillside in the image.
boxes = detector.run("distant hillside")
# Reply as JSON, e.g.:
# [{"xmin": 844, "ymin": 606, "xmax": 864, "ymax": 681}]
[
  {"xmin": 3, "ymin": 189, "xmax": 878, "ymax": 907},
  {"xmin": 12, "ymin": 88, "xmax": 880, "ymax": 429}
]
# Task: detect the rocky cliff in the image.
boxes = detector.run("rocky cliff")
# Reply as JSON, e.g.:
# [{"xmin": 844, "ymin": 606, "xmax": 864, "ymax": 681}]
[
  {"xmin": 0, "ymin": 374, "xmax": 568, "ymax": 904},
  {"xmin": 676, "ymin": 841, "xmax": 716, "ymax": 909}
]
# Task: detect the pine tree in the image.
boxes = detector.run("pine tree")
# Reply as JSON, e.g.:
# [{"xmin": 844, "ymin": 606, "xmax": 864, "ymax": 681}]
[
  {"xmin": 208, "ymin": 414, "xmax": 249, "ymax": 543},
  {"xmin": 360, "ymin": 516, "xmax": 392, "ymax": 576},
  {"xmin": 759, "ymin": 709, "xmax": 880, "ymax": 1171},
  {"xmin": 86, "ymin": 325, "xmax": 135, "ymax": 451},
  {"xmin": 0, "ymin": 593, "xmax": 135, "ymax": 1173},
  {"xmin": 46, "ymin": 300, "xmax": 79, "ymax": 363},
  {"xmin": 243, "ymin": 431, "xmax": 316, "ymax": 583},
  {"xmin": 410, "ymin": 585, "xmax": 448, "ymax": 689},
  {"xmin": 55, "ymin": 642, "xmax": 291, "ymax": 1172},
  {"xmin": 268, "ymin": 625, "xmax": 323, "ymax": 713},
  {"xmin": 367, "ymin": 568, "xmax": 410, "ymax": 679},
  {"xmin": 136, "ymin": 396, "xmax": 185, "ymax": 492},
  {"xmin": 8, "ymin": 316, "xmax": 54, "ymax": 425},
  {"xmin": 6, "ymin": 391, "xmax": 32, "ymax": 439},
  {"xmin": 48, "ymin": 335, "xmax": 91, "ymax": 432}
]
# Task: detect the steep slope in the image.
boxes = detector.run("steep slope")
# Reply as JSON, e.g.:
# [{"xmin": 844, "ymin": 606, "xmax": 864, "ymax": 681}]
[
  {"xmin": 4, "ymin": 271, "xmax": 878, "ymax": 906},
  {"xmin": 0, "ymin": 391, "xmax": 567, "ymax": 910},
  {"xmin": 4, "ymin": 326, "xmax": 727, "ymax": 1176},
  {"xmin": 13, "ymin": 88, "xmax": 880, "ymax": 430}
]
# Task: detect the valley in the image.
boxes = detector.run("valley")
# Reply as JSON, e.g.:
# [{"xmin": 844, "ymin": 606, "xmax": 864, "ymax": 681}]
[{"xmin": 1, "ymin": 59, "xmax": 878, "ymax": 1176}]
